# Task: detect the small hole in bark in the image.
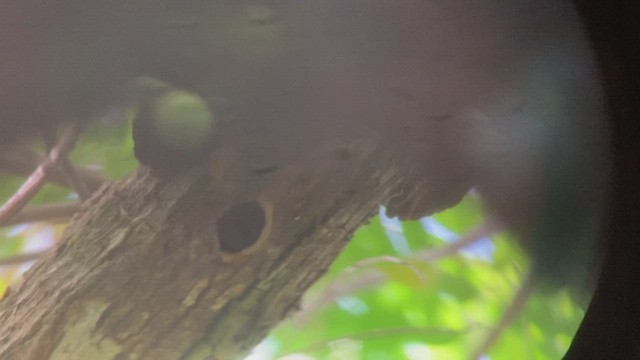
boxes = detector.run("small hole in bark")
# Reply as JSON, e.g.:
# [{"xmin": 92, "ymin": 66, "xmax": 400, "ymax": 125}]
[{"xmin": 218, "ymin": 201, "xmax": 266, "ymax": 253}]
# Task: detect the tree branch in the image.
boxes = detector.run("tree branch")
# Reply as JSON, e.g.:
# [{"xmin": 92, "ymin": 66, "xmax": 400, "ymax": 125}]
[
  {"xmin": 469, "ymin": 270, "xmax": 536, "ymax": 360},
  {"xmin": 41, "ymin": 130, "xmax": 92, "ymax": 200},
  {"xmin": 0, "ymin": 202, "xmax": 80, "ymax": 226},
  {"xmin": 0, "ymin": 148, "xmax": 104, "ymax": 193},
  {"xmin": 0, "ymin": 125, "xmax": 82, "ymax": 226}
]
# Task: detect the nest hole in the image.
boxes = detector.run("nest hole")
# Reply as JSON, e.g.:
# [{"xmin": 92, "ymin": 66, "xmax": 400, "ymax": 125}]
[{"xmin": 217, "ymin": 201, "xmax": 268, "ymax": 253}]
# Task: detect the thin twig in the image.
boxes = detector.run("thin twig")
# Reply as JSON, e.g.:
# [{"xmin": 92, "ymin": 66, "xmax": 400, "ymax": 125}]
[
  {"xmin": 0, "ymin": 147, "xmax": 104, "ymax": 191},
  {"xmin": 0, "ymin": 124, "xmax": 82, "ymax": 225},
  {"xmin": 416, "ymin": 218, "xmax": 501, "ymax": 262},
  {"xmin": 281, "ymin": 325, "xmax": 478, "ymax": 357},
  {"xmin": 0, "ymin": 202, "xmax": 80, "ymax": 226},
  {"xmin": 41, "ymin": 130, "xmax": 91, "ymax": 200},
  {"xmin": 296, "ymin": 270, "xmax": 385, "ymax": 325},
  {"xmin": 0, "ymin": 249, "xmax": 50, "ymax": 266},
  {"xmin": 347, "ymin": 255, "xmax": 426, "ymax": 282},
  {"xmin": 468, "ymin": 270, "xmax": 536, "ymax": 360},
  {"xmin": 58, "ymin": 160, "xmax": 92, "ymax": 200}
]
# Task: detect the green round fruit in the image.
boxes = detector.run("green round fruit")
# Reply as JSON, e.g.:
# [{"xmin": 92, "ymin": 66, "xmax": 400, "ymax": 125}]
[{"xmin": 153, "ymin": 91, "xmax": 215, "ymax": 151}]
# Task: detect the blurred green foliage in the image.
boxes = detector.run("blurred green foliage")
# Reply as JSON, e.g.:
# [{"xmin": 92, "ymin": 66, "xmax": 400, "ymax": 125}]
[
  {"xmin": 69, "ymin": 116, "xmax": 138, "ymax": 178},
  {"xmin": 265, "ymin": 195, "xmax": 585, "ymax": 360}
]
